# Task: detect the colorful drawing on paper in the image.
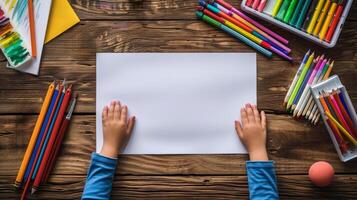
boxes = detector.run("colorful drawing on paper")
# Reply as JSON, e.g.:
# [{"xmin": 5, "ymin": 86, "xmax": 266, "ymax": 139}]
[{"xmin": 0, "ymin": 5, "xmax": 30, "ymax": 67}]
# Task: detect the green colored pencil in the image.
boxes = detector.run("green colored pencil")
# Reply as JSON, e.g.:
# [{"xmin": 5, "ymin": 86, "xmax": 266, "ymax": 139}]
[
  {"xmin": 287, "ymin": 52, "xmax": 315, "ymax": 110},
  {"xmin": 276, "ymin": 0, "xmax": 292, "ymax": 21},
  {"xmin": 295, "ymin": 0, "xmax": 313, "ymax": 29},
  {"xmin": 283, "ymin": 0, "xmax": 299, "ymax": 23},
  {"xmin": 289, "ymin": 0, "xmax": 305, "ymax": 25}
]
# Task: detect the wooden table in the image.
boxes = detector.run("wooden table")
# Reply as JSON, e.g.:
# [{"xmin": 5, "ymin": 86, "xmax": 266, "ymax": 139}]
[{"xmin": 1, "ymin": 0, "xmax": 357, "ymax": 199}]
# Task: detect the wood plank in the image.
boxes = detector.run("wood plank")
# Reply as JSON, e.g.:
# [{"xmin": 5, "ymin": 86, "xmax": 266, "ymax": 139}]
[
  {"xmin": 1, "ymin": 174, "xmax": 356, "ymax": 199},
  {"xmin": 0, "ymin": 59, "xmax": 355, "ymax": 114},
  {"xmin": 1, "ymin": 115, "xmax": 357, "ymax": 176},
  {"xmin": 70, "ymin": 0, "xmax": 357, "ymax": 21}
]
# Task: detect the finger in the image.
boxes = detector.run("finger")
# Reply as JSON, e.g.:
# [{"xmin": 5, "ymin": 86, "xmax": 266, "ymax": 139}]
[
  {"xmin": 127, "ymin": 116, "xmax": 136, "ymax": 135},
  {"xmin": 246, "ymin": 104, "xmax": 255, "ymax": 123},
  {"xmin": 121, "ymin": 105, "xmax": 128, "ymax": 123},
  {"xmin": 235, "ymin": 120, "xmax": 244, "ymax": 139},
  {"xmin": 261, "ymin": 111, "xmax": 267, "ymax": 129},
  {"xmin": 108, "ymin": 101, "xmax": 115, "ymax": 119},
  {"xmin": 241, "ymin": 107, "xmax": 248, "ymax": 125},
  {"xmin": 252, "ymin": 104, "xmax": 260, "ymax": 123},
  {"xmin": 102, "ymin": 106, "xmax": 108, "ymax": 123},
  {"xmin": 114, "ymin": 101, "xmax": 122, "ymax": 120}
]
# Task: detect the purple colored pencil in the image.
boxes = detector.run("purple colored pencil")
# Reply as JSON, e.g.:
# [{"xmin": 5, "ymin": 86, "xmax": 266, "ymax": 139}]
[{"xmin": 211, "ymin": 0, "xmax": 289, "ymax": 45}]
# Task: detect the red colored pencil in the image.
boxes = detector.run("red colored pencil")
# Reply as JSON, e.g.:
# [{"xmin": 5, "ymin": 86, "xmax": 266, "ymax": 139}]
[
  {"xmin": 325, "ymin": 1, "xmax": 344, "ymax": 43},
  {"xmin": 20, "ymin": 84, "xmax": 64, "ymax": 200},
  {"xmin": 31, "ymin": 86, "xmax": 72, "ymax": 194},
  {"xmin": 333, "ymin": 91, "xmax": 357, "ymax": 137},
  {"xmin": 28, "ymin": 0, "xmax": 37, "ymax": 57},
  {"xmin": 42, "ymin": 95, "xmax": 77, "ymax": 184}
]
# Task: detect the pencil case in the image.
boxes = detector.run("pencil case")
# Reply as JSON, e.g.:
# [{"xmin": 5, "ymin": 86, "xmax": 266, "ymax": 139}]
[
  {"xmin": 0, "ymin": 7, "xmax": 31, "ymax": 68},
  {"xmin": 311, "ymin": 75, "xmax": 357, "ymax": 162},
  {"xmin": 241, "ymin": 0, "xmax": 353, "ymax": 48}
]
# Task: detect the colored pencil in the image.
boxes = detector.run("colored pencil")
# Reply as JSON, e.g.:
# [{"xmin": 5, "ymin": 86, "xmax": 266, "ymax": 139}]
[
  {"xmin": 313, "ymin": 0, "xmax": 331, "ymax": 36},
  {"xmin": 14, "ymin": 82, "xmax": 55, "ymax": 187},
  {"xmin": 211, "ymin": 1, "xmax": 291, "ymax": 54},
  {"xmin": 20, "ymin": 84, "xmax": 64, "ymax": 200},
  {"xmin": 289, "ymin": 0, "xmax": 306, "ymax": 26},
  {"xmin": 28, "ymin": 0, "xmax": 37, "ymax": 57},
  {"xmin": 291, "ymin": 57, "xmax": 318, "ymax": 110},
  {"xmin": 296, "ymin": 60, "xmax": 329, "ymax": 117},
  {"xmin": 196, "ymin": 11, "xmax": 273, "ymax": 57},
  {"xmin": 198, "ymin": 7, "xmax": 292, "ymax": 60},
  {"xmin": 325, "ymin": 111, "xmax": 357, "ymax": 146},
  {"xmin": 23, "ymin": 83, "xmax": 60, "ymax": 182},
  {"xmin": 334, "ymin": 91, "xmax": 355, "ymax": 130},
  {"xmin": 294, "ymin": 58, "xmax": 326, "ymax": 117},
  {"xmin": 246, "ymin": 0, "xmax": 254, "ymax": 7},
  {"xmin": 32, "ymin": 86, "xmax": 72, "ymax": 194},
  {"xmin": 302, "ymin": 0, "xmax": 319, "ymax": 31},
  {"xmin": 276, "ymin": 0, "xmax": 292, "ymax": 21},
  {"xmin": 325, "ymin": 1, "xmax": 344, "ymax": 42},
  {"xmin": 257, "ymin": 0, "xmax": 267, "ymax": 12},
  {"xmin": 286, "ymin": 52, "xmax": 314, "ymax": 110},
  {"xmin": 319, "ymin": 1, "xmax": 338, "ymax": 39},
  {"xmin": 214, "ymin": 0, "xmax": 289, "ymax": 44},
  {"xmin": 283, "ymin": 0, "xmax": 298, "ymax": 23},
  {"xmin": 42, "ymin": 95, "xmax": 77, "ymax": 184},
  {"xmin": 295, "ymin": 0, "xmax": 312, "ymax": 29},
  {"xmin": 252, "ymin": 0, "xmax": 261, "ymax": 10},
  {"xmin": 283, "ymin": 50, "xmax": 310, "ymax": 107},
  {"xmin": 272, "ymin": 0, "xmax": 283, "ymax": 17},
  {"xmin": 328, "ymin": 94, "xmax": 355, "ymax": 137},
  {"xmin": 307, "ymin": 0, "xmax": 326, "ymax": 34}
]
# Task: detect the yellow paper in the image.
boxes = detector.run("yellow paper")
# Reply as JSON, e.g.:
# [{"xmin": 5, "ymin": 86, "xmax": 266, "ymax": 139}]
[{"xmin": 45, "ymin": 0, "xmax": 80, "ymax": 43}]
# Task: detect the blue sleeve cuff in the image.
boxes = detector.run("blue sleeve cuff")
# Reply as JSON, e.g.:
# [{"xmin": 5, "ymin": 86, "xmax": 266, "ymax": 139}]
[
  {"xmin": 92, "ymin": 153, "xmax": 117, "ymax": 167},
  {"xmin": 246, "ymin": 161, "xmax": 275, "ymax": 168}
]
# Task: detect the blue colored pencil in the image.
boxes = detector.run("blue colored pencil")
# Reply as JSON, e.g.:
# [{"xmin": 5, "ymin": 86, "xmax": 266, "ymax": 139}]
[
  {"xmin": 23, "ymin": 89, "xmax": 59, "ymax": 182},
  {"xmin": 32, "ymin": 89, "xmax": 65, "ymax": 179}
]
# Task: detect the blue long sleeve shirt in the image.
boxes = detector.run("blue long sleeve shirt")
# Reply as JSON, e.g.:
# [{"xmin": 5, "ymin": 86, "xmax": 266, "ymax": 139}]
[{"xmin": 82, "ymin": 153, "xmax": 279, "ymax": 200}]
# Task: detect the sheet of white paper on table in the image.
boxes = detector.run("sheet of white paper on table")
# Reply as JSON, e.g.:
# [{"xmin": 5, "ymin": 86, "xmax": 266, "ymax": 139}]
[{"xmin": 96, "ymin": 53, "xmax": 256, "ymax": 154}]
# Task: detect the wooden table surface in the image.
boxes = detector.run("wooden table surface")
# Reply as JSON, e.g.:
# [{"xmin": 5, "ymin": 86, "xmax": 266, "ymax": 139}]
[{"xmin": 1, "ymin": 0, "xmax": 357, "ymax": 199}]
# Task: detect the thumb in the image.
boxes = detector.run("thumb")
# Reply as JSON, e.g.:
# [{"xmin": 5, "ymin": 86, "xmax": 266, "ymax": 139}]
[{"xmin": 235, "ymin": 120, "xmax": 244, "ymax": 139}]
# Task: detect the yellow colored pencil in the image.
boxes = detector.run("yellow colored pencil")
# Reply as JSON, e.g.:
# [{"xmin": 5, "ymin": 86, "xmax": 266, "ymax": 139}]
[
  {"xmin": 319, "ymin": 1, "xmax": 337, "ymax": 40},
  {"xmin": 14, "ymin": 81, "xmax": 56, "ymax": 187},
  {"xmin": 272, "ymin": 0, "xmax": 283, "ymax": 17},
  {"xmin": 325, "ymin": 111, "xmax": 357, "ymax": 146},
  {"xmin": 307, "ymin": 0, "xmax": 326, "ymax": 34},
  {"xmin": 313, "ymin": 0, "xmax": 331, "ymax": 36},
  {"xmin": 225, "ymin": 21, "xmax": 263, "ymax": 45}
]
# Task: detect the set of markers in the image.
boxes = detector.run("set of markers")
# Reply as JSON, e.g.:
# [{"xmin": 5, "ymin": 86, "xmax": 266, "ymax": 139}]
[
  {"xmin": 195, "ymin": 0, "xmax": 292, "ymax": 61},
  {"xmin": 241, "ymin": 0, "xmax": 353, "ymax": 48},
  {"xmin": 311, "ymin": 75, "xmax": 357, "ymax": 162},
  {"xmin": 284, "ymin": 50, "xmax": 334, "ymax": 125},
  {"xmin": 0, "ymin": 8, "xmax": 31, "ymax": 67},
  {"xmin": 14, "ymin": 81, "xmax": 77, "ymax": 200}
]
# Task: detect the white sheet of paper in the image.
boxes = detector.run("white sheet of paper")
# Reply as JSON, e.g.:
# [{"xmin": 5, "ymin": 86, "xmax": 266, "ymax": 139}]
[
  {"xmin": 3, "ymin": 0, "xmax": 52, "ymax": 75},
  {"xmin": 96, "ymin": 53, "xmax": 256, "ymax": 154}
]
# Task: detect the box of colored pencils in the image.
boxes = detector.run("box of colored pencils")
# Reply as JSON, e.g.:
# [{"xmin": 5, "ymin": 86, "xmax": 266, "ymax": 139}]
[
  {"xmin": 311, "ymin": 75, "xmax": 357, "ymax": 162},
  {"xmin": 14, "ymin": 80, "xmax": 77, "ymax": 198},
  {"xmin": 284, "ymin": 50, "xmax": 334, "ymax": 125},
  {"xmin": 195, "ymin": 0, "xmax": 293, "ymax": 61},
  {"xmin": 0, "ymin": 7, "xmax": 31, "ymax": 67},
  {"xmin": 241, "ymin": 0, "xmax": 353, "ymax": 48}
]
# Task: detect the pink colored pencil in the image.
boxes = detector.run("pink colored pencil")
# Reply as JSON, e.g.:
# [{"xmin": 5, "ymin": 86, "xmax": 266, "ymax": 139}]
[
  {"xmin": 246, "ymin": 0, "xmax": 254, "ymax": 7},
  {"xmin": 252, "ymin": 0, "xmax": 261, "ymax": 9},
  {"xmin": 257, "ymin": 0, "xmax": 267, "ymax": 12},
  {"xmin": 214, "ymin": 0, "xmax": 289, "ymax": 45}
]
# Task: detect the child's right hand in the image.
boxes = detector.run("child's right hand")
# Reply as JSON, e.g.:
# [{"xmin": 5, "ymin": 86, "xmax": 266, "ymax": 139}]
[{"xmin": 235, "ymin": 104, "xmax": 268, "ymax": 161}]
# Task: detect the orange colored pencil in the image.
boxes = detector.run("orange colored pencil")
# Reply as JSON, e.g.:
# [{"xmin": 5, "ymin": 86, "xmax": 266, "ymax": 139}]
[
  {"xmin": 28, "ymin": 0, "xmax": 37, "ymax": 57},
  {"xmin": 14, "ymin": 82, "xmax": 55, "ymax": 187}
]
